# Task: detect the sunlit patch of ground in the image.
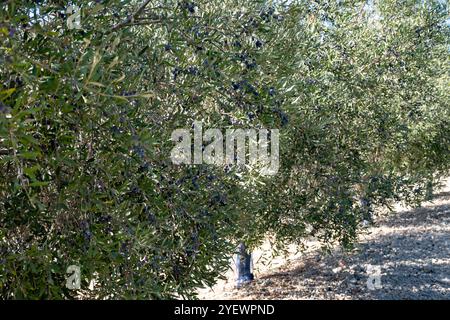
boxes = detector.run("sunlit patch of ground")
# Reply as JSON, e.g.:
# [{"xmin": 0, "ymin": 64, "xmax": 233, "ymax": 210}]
[{"xmin": 199, "ymin": 178, "xmax": 450, "ymax": 300}]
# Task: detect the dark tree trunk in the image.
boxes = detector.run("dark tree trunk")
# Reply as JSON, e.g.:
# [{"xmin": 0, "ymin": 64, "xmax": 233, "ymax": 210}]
[{"xmin": 235, "ymin": 242, "xmax": 254, "ymax": 287}]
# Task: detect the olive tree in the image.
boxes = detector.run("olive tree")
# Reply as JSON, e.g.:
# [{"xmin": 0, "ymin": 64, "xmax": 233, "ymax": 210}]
[{"xmin": 0, "ymin": 0, "xmax": 448, "ymax": 299}]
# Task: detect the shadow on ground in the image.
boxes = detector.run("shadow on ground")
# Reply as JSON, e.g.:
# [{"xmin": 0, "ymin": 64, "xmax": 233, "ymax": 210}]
[{"xmin": 234, "ymin": 192, "xmax": 450, "ymax": 300}]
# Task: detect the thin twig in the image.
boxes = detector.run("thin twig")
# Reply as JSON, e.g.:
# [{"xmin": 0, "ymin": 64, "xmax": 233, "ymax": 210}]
[{"xmin": 111, "ymin": 0, "xmax": 153, "ymax": 31}]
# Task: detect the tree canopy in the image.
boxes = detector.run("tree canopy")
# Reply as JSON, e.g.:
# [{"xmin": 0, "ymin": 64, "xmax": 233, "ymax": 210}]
[{"xmin": 0, "ymin": 0, "xmax": 449, "ymax": 299}]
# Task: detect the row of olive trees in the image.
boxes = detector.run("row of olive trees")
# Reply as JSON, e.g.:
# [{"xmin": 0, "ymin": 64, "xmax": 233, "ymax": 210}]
[{"xmin": 0, "ymin": 0, "xmax": 448, "ymax": 299}]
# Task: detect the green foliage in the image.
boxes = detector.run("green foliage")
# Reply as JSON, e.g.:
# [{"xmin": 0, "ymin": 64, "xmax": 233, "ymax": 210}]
[
  {"xmin": 255, "ymin": 0, "xmax": 450, "ymax": 251},
  {"xmin": 0, "ymin": 0, "xmax": 448, "ymax": 299}
]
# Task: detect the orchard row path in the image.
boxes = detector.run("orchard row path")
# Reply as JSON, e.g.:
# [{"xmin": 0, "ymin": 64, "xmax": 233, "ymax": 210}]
[{"xmin": 199, "ymin": 179, "xmax": 450, "ymax": 300}]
